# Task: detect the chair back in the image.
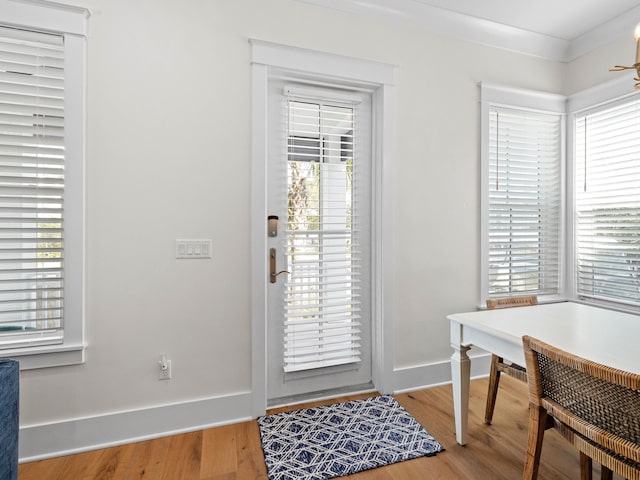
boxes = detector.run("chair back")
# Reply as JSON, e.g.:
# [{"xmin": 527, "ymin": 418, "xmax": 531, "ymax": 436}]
[
  {"xmin": 523, "ymin": 335, "xmax": 640, "ymax": 478},
  {"xmin": 486, "ymin": 295, "xmax": 538, "ymax": 310}
]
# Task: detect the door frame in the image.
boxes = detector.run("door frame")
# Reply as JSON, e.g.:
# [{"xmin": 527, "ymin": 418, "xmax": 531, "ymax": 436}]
[{"xmin": 250, "ymin": 40, "xmax": 396, "ymax": 417}]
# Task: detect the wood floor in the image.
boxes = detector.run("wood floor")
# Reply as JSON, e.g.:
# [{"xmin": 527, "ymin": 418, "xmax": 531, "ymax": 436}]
[{"xmin": 19, "ymin": 376, "xmax": 622, "ymax": 480}]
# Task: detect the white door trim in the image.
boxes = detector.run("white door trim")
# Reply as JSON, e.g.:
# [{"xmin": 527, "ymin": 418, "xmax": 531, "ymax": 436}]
[{"xmin": 250, "ymin": 39, "xmax": 396, "ymax": 417}]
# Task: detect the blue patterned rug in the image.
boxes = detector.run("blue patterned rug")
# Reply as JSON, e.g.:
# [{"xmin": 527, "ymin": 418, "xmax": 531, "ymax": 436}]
[{"xmin": 258, "ymin": 395, "xmax": 444, "ymax": 480}]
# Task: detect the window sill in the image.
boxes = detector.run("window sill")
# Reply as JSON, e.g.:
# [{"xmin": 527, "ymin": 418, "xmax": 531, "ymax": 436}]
[{"xmin": 0, "ymin": 343, "xmax": 86, "ymax": 370}]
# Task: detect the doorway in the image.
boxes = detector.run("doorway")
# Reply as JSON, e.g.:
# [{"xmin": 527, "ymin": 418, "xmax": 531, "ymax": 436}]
[{"xmin": 250, "ymin": 39, "xmax": 395, "ymax": 415}]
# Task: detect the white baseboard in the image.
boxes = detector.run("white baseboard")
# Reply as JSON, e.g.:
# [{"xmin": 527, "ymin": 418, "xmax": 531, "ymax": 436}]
[
  {"xmin": 393, "ymin": 352, "xmax": 491, "ymax": 393},
  {"xmin": 19, "ymin": 355, "xmax": 492, "ymax": 462},
  {"xmin": 19, "ymin": 390, "xmax": 253, "ymax": 463}
]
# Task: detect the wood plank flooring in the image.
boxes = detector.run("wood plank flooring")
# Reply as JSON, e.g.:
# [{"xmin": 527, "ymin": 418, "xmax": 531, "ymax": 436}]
[{"xmin": 19, "ymin": 376, "xmax": 622, "ymax": 479}]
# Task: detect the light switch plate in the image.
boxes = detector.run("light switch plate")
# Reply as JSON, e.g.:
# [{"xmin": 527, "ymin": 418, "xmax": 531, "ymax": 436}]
[{"xmin": 176, "ymin": 239, "xmax": 212, "ymax": 259}]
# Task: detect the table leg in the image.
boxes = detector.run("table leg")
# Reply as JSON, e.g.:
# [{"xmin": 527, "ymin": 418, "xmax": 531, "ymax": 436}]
[{"xmin": 451, "ymin": 343, "xmax": 471, "ymax": 445}]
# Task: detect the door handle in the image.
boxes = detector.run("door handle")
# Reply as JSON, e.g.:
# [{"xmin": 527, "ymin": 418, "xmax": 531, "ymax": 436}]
[{"xmin": 269, "ymin": 248, "xmax": 289, "ymax": 283}]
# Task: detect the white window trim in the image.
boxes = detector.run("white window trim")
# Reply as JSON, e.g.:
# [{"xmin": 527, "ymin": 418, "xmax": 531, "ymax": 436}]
[
  {"xmin": 250, "ymin": 40, "xmax": 395, "ymax": 416},
  {"xmin": 0, "ymin": 0, "xmax": 88, "ymax": 37},
  {"xmin": 479, "ymin": 82, "xmax": 568, "ymax": 307},
  {"xmin": 0, "ymin": 0, "xmax": 89, "ymax": 369}
]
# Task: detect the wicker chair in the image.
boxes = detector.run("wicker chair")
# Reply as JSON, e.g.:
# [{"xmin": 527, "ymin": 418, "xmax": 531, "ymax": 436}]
[
  {"xmin": 484, "ymin": 295, "xmax": 538, "ymax": 424},
  {"xmin": 522, "ymin": 335, "xmax": 640, "ymax": 480}
]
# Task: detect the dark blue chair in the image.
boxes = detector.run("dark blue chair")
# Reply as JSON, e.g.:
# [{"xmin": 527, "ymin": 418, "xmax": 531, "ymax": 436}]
[{"xmin": 0, "ymin": 358, "xmax": 19, "ymax": 480}]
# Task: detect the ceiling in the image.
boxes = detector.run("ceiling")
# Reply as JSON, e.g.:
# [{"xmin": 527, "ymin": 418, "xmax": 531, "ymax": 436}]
[
  {"xmin": 296, "ymin": 0, "xmax": 640, "ymax": 62},
  {"xmin": 414, "ymin": 0, "xmax": 640, "ymax": 41}
]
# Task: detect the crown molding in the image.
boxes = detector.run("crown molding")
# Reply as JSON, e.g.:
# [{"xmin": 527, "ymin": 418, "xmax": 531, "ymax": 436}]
[
  {"xmin": 568, "ymin": 5, "xmax": 640, "ymax": 61},
  {"xmin": 293, "ymin": 0, "xmax": 636, "ymax": 63}
]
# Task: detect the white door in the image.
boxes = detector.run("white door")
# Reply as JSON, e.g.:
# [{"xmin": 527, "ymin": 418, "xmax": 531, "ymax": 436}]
[{"xmin": 266, "ymin": 79, "xmax": 373, "ymax": 404}]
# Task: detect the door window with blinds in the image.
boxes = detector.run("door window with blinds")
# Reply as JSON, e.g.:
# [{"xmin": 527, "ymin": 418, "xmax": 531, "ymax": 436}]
[
  {"xmin": 282, "ymin": 90, "xmax": 363, "ymax": 373},
  {"xmin": 484, "ymin": 106, "xmax": 562, "ymax": 299},
  {"xmin": 0, "ymin": 27, "xmax": 66, "ymax": 349},
  {"xmin": 574, "ymin": 96, "xmax": 640, "ymax": 307}
]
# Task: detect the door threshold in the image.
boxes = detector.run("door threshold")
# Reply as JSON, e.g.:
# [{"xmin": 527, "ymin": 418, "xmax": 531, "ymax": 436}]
[{"xmin": 267, "ymin": 382, "xmax": 377, "ymax": 410}]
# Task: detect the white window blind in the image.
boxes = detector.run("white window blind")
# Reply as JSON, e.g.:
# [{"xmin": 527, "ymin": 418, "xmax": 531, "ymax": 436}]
[
  {"xmin": 0, "ymin": 26, "xmax": 65, "ymax": 348},
  {"xmin": 283, "ymin": 94, "xmax": 360, "ymax": 373},
  {"xmin": 575, "ymin": 97, "xmax": 640, "ymax": 306},
  {"xmin": 487, "ymin": 107, "xmax": 561, "ymax": 297}
]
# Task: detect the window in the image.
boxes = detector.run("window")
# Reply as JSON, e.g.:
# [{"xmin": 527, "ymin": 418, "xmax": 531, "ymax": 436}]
[
  {"xmin": 0, "ymin": 27, "xmax": 65, "ymax": 347},
  {"xmin": 480, "ymin": 84, "xmax": 565, "ymax": 303},
  {"xmin": 574, "ymin": 95, "xmax": 640, "ymax": 307},
  {"xmin": 483, "ymin": 80, "xmax": 640, "ymax": 311},
  {"xmin": 0, "ymin": 3, "xmax": 87, "ymax": 368},
  {"xmin": 283, "ymin": 89, "xmax": 363, "ymax": 373}
]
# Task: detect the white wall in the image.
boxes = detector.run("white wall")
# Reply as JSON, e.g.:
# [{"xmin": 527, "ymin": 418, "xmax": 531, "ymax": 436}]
[
  {"xmin": 15, "ymin": 0, "xmax": 602, "ymax": 458},
  {"xmin": 566, "ymin": 34, "xmax": 636, "ymax": 94}
]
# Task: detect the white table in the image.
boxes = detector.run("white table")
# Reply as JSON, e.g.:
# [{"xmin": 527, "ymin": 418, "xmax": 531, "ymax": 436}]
[{"xmin": 448, "ymin": 301, "xmax": 640, "ymax": 445}]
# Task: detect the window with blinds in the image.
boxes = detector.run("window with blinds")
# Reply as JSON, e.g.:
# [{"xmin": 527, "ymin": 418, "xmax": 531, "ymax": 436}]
[
  {"xmin": 575, "ymin": 97, "xmax": 640, "ymax": 306},
  {"xmin": 0, "ymin": 27, "xmax": 65, "ymax": 348},
  {"xmin": 283, "ymin": 95, "xmax": 361, "ymax": 373},
  {"xmin": 487, "ymin": 107, "xmax": 562, "ymax": 297}
]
